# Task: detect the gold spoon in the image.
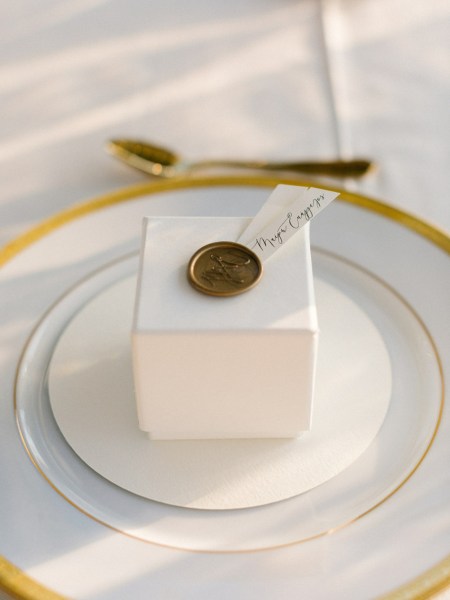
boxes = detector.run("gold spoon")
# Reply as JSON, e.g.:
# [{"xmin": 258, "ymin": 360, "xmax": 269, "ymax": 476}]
[{"xmin": 106, "ymin": 139, "xmax": 373, "ymax": 178}]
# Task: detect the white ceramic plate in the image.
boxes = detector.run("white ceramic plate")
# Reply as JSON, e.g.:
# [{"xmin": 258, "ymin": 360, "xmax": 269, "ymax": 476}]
[
  {"xmin": 1, "ymin": 175, "xmax": 449, "ymax": 600},
  {"xmin": 42, "ymin": 252, "xmax": 393, "ymax": 512}
]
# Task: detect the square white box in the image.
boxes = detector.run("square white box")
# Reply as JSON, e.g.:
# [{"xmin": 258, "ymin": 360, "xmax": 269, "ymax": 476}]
[{"xmin": 132, "ymin": 216, "xmax": 318, "ymax": 440}]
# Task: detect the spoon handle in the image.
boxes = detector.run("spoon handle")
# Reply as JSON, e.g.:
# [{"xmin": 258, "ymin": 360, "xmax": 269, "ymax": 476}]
[{"xmin": 192, "ymin": 158, "xmax": 373, "ymax": 177}]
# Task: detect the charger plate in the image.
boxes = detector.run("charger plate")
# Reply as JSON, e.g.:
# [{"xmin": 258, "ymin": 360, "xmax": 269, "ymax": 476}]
[{"xmin": 1, "ymin": 175, "xmax": 449, "ymax": 599}]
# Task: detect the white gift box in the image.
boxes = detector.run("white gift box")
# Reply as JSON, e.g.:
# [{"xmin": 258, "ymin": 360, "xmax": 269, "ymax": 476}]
[{"xmin": 132, "ymin": 216, "xmax": 318, "ymax": 440}]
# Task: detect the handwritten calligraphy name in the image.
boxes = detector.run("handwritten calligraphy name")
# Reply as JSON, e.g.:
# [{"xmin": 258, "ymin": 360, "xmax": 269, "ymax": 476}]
[{"xmin": 251, "ymin": 194, "xmax": 325, "ymax": 252}]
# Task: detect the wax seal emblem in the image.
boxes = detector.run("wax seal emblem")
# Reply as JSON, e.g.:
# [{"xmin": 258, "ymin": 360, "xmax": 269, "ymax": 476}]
[{"xmin": 187, "ymin": 241, "xmax": 263, "ymax": 297}]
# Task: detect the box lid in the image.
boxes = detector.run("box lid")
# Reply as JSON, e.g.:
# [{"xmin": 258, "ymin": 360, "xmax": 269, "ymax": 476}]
[{"xmin": 133, "ymin": 216, "xmax": 317, "ymax": 332}]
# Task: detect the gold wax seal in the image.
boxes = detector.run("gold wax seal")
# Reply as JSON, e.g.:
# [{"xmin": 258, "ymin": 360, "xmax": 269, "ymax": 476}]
[{"xmin": 187, "ymin": 241, "xmax": 263, "ymax": 297}]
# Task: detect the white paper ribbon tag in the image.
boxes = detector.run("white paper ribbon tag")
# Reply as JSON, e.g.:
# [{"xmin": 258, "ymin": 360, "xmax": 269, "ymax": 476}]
[{"xmin": 238, "ymin": 184, "xmax": 339, "ymax": 261}]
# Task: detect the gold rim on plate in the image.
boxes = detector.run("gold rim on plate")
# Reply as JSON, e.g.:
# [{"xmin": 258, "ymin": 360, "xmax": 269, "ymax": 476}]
[{"xmin": 1, "ymin": 175, "xmax": 449, "ymax": 600}]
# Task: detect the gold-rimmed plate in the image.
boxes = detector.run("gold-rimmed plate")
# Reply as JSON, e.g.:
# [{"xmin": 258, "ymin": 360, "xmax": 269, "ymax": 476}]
[{"xmin": 0, "ymin": 175, "xmax": 449, "ymax": 599}]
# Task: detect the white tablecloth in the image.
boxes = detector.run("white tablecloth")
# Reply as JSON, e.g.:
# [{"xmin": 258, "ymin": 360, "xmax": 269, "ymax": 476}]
[
  {"xmin": 1, "ymin": 0, "xmax": 449, "ymax": 247},
  {"xmin": 0, "ymin": 1, "xmax": 449, "ymax": 599}
]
